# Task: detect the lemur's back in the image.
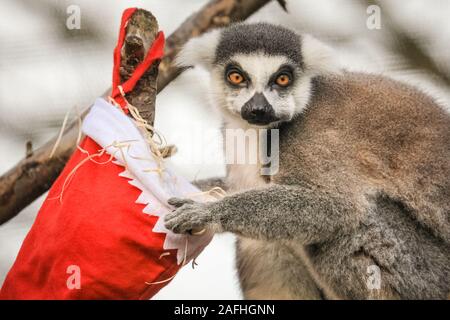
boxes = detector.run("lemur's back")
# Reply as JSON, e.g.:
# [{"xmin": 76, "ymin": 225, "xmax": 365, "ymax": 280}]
[{"xmin": 275, "ymin": 72, "xmax": 450, "ymax": 299}]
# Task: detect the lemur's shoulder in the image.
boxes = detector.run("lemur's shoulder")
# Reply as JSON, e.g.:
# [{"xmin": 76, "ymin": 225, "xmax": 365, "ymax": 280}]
[
  {"xmin": 288, "ymin": 71, "xmax": 450, "ymax": 143},
  {"xmin": 309, "ymin": 71, "xmax": 448, "ymax": 117},
  {"xmin": 282, "ymin": 71, "xmax": 450, "ymax": 172}
]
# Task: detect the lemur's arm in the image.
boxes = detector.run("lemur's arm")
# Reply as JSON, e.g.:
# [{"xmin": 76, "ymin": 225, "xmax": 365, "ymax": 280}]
[{"xmin": 165, "ymin": 184, "xmax": 361, "ymax": 244}]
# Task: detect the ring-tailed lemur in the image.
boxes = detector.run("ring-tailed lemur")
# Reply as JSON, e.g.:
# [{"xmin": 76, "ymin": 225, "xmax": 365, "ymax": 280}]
[{"xmin": 165, "ymin": 23, "xmax": 450, "ymax": 299}]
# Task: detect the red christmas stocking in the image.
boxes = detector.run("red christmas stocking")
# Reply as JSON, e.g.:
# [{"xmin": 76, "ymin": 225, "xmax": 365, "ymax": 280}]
[{"xmin": 0, "ymin": 8, "xmax": 214, "ymax": 300}]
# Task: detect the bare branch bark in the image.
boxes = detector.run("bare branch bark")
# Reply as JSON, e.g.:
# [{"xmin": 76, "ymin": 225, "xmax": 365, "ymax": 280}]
[
  {"xmin": 0, "ymin": 0, "xmax": 276, "ymax": 225},
  {"xmin": 120, "ymin": 9, "xmax": 160, "ymax": 124}
]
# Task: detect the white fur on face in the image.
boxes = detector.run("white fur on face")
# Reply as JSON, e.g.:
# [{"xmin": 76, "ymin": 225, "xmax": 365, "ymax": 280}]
[
  {"xmin": 210, "ymin": 53, "xmax": 313, "ymax": 127},
  {"xmin": 176, "ymin": 28, "xmax": 340, "ymax": 128}
]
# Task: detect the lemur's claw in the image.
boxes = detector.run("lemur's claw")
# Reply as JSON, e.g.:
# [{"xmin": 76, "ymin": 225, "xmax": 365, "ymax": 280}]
[{"xmin": 165, "ymin": 198, "xmax": 213, "ymax": 234}]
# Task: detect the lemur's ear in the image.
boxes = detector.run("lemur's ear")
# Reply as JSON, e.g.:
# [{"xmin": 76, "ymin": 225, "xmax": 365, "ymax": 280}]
[
  {"xmin": 301, "ymin": 35, "xmax": 341, "ymax": 75},
  {"xmin": 175, "ymin": 29, "xmax": 221, "ymax": 70}
]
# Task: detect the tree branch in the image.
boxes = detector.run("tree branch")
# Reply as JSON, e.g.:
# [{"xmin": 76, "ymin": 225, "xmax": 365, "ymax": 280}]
[
  {"xmin": 0, "ymin": 8, "xmax": 159, "ymax": 225},
  {"xmin": 120, "ymin": 9, "xmax": 159, "ymax": 124},
  {"xmin": 0, "ymin": 0, "xmax": 276, "ymax": 225}
]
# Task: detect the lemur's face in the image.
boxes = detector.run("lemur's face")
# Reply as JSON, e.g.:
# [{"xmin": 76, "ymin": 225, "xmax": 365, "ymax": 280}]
[
  {"xmin": 176, "ymin": 23, "xmax": 339, "ymax": 128},
  {"xmin": 210, "ymin": 54, "xmax": 311, "ymax": 127}
]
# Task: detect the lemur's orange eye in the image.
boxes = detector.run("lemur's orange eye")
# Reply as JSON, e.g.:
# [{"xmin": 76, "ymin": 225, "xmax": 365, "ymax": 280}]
[
  {"xmin": 228, "ymin": 72, "xmax": 244, "ymax": 85},
  {"xmin": 276, "ymin": 74, "xmax": 291, "ymax": 87}
]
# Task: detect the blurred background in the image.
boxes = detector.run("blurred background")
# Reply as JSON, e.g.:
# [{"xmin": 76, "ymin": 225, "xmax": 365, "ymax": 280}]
[{"xmin": 0, "ymin": 0, "xmax": 449, "ymax": 299}]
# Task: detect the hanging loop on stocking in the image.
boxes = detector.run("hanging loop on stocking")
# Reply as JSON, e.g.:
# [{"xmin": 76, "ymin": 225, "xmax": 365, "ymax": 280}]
[{"xmin": 110, "ymin": 7, "xmax": 165, "ymax": 113}]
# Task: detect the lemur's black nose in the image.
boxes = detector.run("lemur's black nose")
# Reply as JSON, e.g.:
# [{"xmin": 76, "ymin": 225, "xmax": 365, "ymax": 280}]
[{"xmin": 241, "ymin": 92, "xmax": 278, "ymax": 125}]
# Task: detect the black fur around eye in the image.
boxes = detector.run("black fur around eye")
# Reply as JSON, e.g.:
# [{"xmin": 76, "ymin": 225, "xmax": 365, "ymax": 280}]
[
  {"xmin": 275, "ymin": 73, "xmax": 292, "ymax": 87},
  {"xmin": 227, "ymin": 70, "xmax": 245, "ymax": 86},
  {"xmin": 225, "ymin": 65, "xmax": 249, "ymax": 87},
  {"xmin": 270, "ymin": 66, "xmax": 295, "ymax": 89}
]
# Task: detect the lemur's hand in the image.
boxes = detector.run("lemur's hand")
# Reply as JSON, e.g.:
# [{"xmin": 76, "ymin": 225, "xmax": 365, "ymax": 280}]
[{"xmin": 165, "ymin": 198, "xmax": 216, "ymax": 234}]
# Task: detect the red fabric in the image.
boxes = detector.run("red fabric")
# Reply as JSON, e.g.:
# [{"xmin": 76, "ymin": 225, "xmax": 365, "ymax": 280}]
[
  {"xmin": 111, "ymin": 8, "xmax": 165, "ymax": 112},
  {"xmin": 0, "ymin": 137, "xmax": 180, "ymax": 299}
]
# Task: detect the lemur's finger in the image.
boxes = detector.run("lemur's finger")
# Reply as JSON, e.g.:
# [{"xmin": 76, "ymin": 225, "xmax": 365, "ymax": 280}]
[{"xmin": 167, "ymin": 197, "xmax": 194, "ymax": 208}]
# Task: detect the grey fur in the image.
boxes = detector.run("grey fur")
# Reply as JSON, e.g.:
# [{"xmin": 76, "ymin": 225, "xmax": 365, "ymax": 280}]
[
  {"xmin": 165, "ymin": 24, "xmax": 450, "ymax": 300},
  {"xmin": 214, "ymin": 23, "xmax": 303, "ymax": 66},
  {"xmin": 192, "ymin": 178, "xmax": 228, "ymax": 192}
]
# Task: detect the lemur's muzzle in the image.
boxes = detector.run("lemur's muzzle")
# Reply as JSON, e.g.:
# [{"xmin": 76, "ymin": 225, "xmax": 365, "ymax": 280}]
[{"xmin": 241, "ymin": 92, "xmax": 279, "ymax": 125}]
